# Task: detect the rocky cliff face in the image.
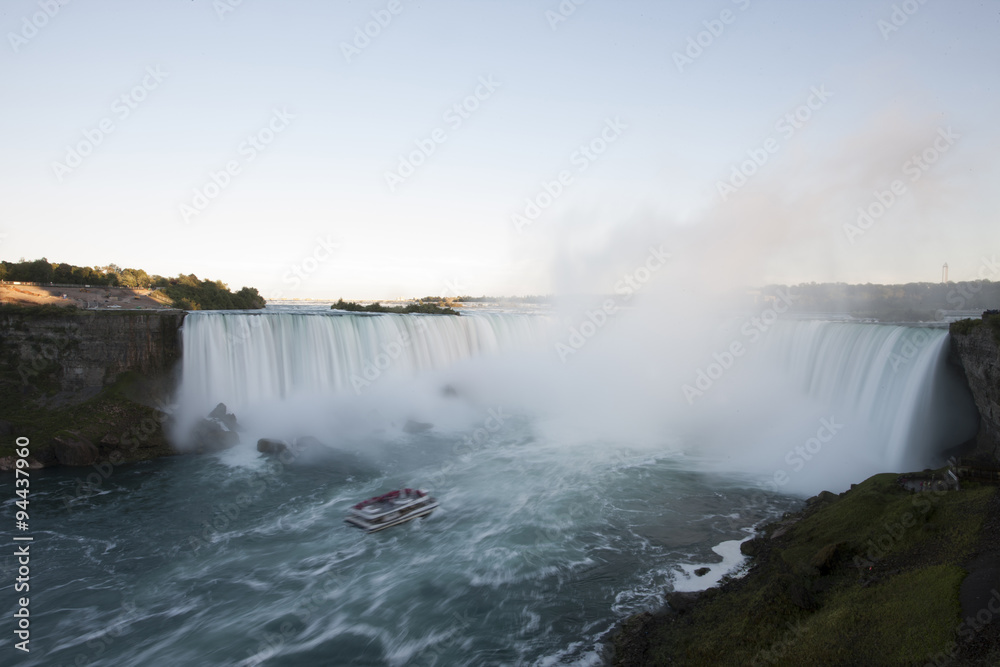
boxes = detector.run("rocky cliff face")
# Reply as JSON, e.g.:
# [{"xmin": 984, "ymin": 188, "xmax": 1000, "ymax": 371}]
[
  {"xmin": 950, "ymin": 324, "xmax": 1000, "ymax": 463},
  {"xmin": 1, "ymin": 310, "xmax": 185, "ymax": 399},
  {"xmin": 0, "ymin": 309, "xmax": 187, "ymax": 469}
]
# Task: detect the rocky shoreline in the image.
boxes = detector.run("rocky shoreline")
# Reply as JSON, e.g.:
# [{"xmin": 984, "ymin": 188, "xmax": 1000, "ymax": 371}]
[{"xmin": 608, "ymin": 470, "xmax": 1000, "ymax": 665}]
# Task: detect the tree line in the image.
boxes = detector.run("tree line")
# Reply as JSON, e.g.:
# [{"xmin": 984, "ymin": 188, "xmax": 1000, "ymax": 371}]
[
  {"xmin": 1, "ymin": 258, "xmax": 265, "ymax": 310},
  {"xmin": 761, "ymin": 280, "xmax": 1000, "ymax": 321},
  {"xmin": 1, "ymin": 258, "xmax": 155, "ymax": 288},
  {"xmin": 332, "ymin": 299, "xmax": 458, "ymax": 315}
]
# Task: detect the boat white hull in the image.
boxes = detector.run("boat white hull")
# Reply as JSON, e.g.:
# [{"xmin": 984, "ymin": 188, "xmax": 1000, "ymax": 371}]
[{"xmin": 345, "ymin": 501, "xmax": 439, "ymax": 533}]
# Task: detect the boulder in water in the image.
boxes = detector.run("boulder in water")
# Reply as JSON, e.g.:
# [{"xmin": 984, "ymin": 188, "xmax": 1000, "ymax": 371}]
[
  {"xmin": 52, "ymin": 433, "xmax": 99, "ymax": 466},
  {"xmin": 257, "ymin": 438, "xmax": 288, "ymax": 455},
  {"xmin": 0, "ymin": 456, "xmax": 45, "ymax": 471},
  {"xmin": 191, "ymin": 417, "xmax": 239, "ymax": 453},
  {"xmin": 207, "ymin": 402, "xmax": 240, "ymax": 432}
]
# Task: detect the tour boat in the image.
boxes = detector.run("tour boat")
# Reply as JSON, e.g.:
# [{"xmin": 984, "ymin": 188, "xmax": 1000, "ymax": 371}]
[{"xmin": 345, "ymin": 488, "xmax": 438, "ymax": 533}]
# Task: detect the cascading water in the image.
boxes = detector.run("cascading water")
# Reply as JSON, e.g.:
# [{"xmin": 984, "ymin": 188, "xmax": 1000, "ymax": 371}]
[
  {"xmin": 180, "ymin": 310, "xmax": 550, "ymax": 413},
  {"xmin": 670, "ymin": 318, "xmax": 979, "ymax": 494},
  {"xmin": 174, "ymin": 310, "xmax": 555, "ymax": 452},
  {"xmin": 171, "ymin": 310, "xmax": 979, "ymax": 499},
  {"xmin": 15, "ymin": 310, "xmax": 981, "ymax": 666},
  {"xmin": 757, "ymin": 321, "xmax": 978, "ymax": 471}
]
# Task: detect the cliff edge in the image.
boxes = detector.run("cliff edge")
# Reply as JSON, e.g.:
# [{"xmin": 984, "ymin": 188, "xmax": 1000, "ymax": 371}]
[
  {"xmin": 950, "ymin": 316, "xmax": 1000, "ymax": 464},
  {"xmin": 0, "ymin": 307, "xmax": 186, "ymax": 468}
]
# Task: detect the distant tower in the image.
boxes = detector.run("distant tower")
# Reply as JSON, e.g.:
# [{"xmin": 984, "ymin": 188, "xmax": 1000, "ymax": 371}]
[{"xmin": 942, "ymin": 263, "xmax": 949, "ymax": 284}]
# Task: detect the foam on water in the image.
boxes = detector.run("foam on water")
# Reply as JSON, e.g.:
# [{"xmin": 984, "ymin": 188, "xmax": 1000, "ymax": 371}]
[{"xmin": 670, "ymin": 537, "xmax": 752, "ymax": 592}]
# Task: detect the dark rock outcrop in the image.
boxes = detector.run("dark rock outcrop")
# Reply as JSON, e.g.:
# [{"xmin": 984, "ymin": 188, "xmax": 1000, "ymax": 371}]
[
  {"xmin": 52, "ymin": 433, "xmax": 99, "ymax": 466},
  {"xmin": 950, "ymin": 323, "xmax": 1000, "ymax": 462},
  {"xmin": 806, "ymin": 490, "xmax": 838, "ymax": 506},
  {"xmin": 257, "ymin": 438, "xmax": 288, "ymax": 455},
  {"xmin": 183, "ymin": 403, "xmax": 241, "ymax": 454},
  {"xmin": 208, "ymin": 402, "xmax": 240, "ymax": 432},
  {"xmin": 740, "ymin": 537, "xmax": 763, "ymax": 557},
  {"xmin": 190, "ymin": 417, "xmax": 239, "ymax": 454}
]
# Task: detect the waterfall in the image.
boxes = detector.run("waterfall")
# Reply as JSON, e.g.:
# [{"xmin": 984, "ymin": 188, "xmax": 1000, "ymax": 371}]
[
  {"xmin": 179, "ymin": 311, "xmax": 550, "ymax": 411},
  {"xmin": 681, "ymin": 320, "xmax": 981, "ymax": 492},
  {"xmin": 757, "ymin": 321, "xmax": 978, "ymax": 471},
  {"xmin": 174, "ymin": 310, "xmax": 979, "ymax": 492}
]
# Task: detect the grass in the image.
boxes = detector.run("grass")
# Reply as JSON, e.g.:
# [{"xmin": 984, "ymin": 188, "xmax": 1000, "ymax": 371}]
[
  {"xmin": 951, "ymin": 314, "xmax": 1000, "ymax": 343},
  {"xmin": 613, "ymin": 473, "xmax": 995, "ymax": 666},
  {"xmin": 786, "ymin": 565, "xmax": 965, "ymax": 664}
]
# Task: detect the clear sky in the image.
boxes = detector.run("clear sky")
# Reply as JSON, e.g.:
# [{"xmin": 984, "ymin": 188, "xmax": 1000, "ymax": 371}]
[{"xmin": 1, "ymin": 0, "xmax": 998, "ymax": 299}]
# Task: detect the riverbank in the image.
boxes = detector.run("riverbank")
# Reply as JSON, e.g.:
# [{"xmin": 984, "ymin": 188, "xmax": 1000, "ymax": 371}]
[
  {"xmin": 0, "ymin": 307, "xmax": 184, "ymax": 466},
  {"xmin": 609, "ymin": 470, "xmax": 1000, "ymax": 665}
]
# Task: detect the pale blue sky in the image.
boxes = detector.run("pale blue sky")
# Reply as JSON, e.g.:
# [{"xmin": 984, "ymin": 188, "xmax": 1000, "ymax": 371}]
[{"xmin": 2, "ymin": 0, "xmax": 998, "ymax": 298}]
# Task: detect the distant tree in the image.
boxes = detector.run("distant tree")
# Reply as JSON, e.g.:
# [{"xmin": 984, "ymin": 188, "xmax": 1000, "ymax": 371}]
[
  {"xmin": 331, "ymin": 299, "xmax": 458, "ymax": 315},
  {"xmin": 118, "ymin": 268, "xmax": 151, "ymax": 288},
  {"xmin": 53, "ymin": 263, "xmax": 73, "ymax": 283},
  {"xmin": 233, "ymin": 286, "xmax": 266, "ymax": 309},
  {"xmin": 25, "ymin": 259, "xmax": 53, "ymax": 283},
  {"xmin": 118, "ymin": 270, "xmax": 138, "ymax": 288},
  {"xmin": 72, "ymin": 265, "xmax": 100, "ymax": 284}
]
